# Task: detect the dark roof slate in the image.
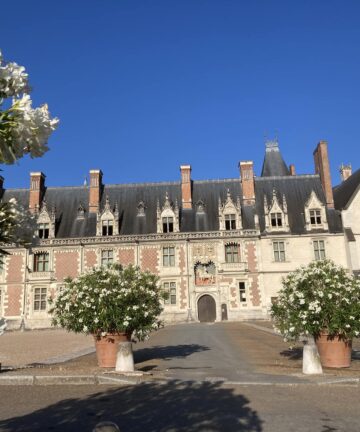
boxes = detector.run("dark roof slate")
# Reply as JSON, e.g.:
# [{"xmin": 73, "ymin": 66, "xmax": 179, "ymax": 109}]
[
  {"xmin": 255, "ymin": 175, "xmax": 342, "ymax": 234},
  {"xmin": 261, "ymin": 142, "xmax": 290, "ymax": 177},
  {"xmin": 333, "ymin": 168, "xmax": 360, "ymax": 210},
  {"xmin": 1, "ymin": 174, "xmax": 343, "ymax": 238}
]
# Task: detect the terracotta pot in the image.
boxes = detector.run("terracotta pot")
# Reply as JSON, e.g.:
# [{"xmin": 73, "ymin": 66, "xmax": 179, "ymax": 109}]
[
  {"xmin": 315, "ymin": 333, "xmax": 352, "ymax": 368},
  {"xmin": 93, "ymin": 333, "xmax": 130, "ymax": 368}
]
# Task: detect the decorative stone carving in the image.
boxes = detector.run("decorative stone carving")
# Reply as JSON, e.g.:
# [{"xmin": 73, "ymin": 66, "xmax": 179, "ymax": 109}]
[
  {"xmin": 137, "ymin": 200, "xmax": 146, "ymax": 216},
  {"xmin": 37, "ymin": 200, "xmax": 56, "ymax": 239},
  {"xmin": 218, "ymin": 189, "xmax": 242, "ymax": 231},
  {"xmin": 304, "ymin": 190, "xmax": 328, "ymax": 231},
  {"xmin": 96, "ymin": 196, "xmax": 119, "ymax": 236},
  {"xmin": 194, "ymin": 261, "xmax": 216, "ymax": 285},
  {"xmin": 264, "ymin": 189, "xmax": 289, "ymax": 232},
  {"xmin": 157, "ymin": 192, "xmax": 180, "ymax": 233},
  {"xmin": 77, "ymin": 203, "xmax": 85, "ymax": 220}
]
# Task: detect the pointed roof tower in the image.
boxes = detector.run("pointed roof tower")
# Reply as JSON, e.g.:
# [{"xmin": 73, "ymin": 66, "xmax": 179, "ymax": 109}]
[{"xmin": 261, "ymin": 140, "xmax": 290, "ymax": 177}]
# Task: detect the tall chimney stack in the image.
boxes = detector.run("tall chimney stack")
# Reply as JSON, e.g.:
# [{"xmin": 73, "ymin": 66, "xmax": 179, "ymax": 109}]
[
  {"xmin": 180, "ymin": 165, "xmax": 192, "ymax": 209},
  {"xmin": 89, "ymin": 169, "xmax": 103, "ymax": 213},
  {"xmin": 289, "ymin": 164, "xmax": 296, "ymax": 176},
  {"xmin": 239, "ymin": 161, "xmax": 255, "ymax": 205},
  {"xmin": 339, "ymin": 164, "xmax": 352, "ymax": 182},
  {"xmin": 29, "ymin": 172, "xmax": 46, "ymax": 213},
  {"xmin": 313, "ymin": 141, "xmax": 334, "ymax": 208}
]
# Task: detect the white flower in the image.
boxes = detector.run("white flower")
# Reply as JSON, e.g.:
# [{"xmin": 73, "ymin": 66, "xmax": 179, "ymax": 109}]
[
  {"xmin": 300, "ymin": 299, "xmax": 305, "ymax": 305},
  {"xmin": 83, "ymin": 325, "xmax": 88, "ymax": 332},
  {"xmin": 328, "ymin": 293, "xmax": 333, "ymax": 299}
]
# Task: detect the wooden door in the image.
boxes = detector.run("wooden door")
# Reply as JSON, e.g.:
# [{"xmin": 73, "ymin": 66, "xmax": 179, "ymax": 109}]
[{"xmin": 198, "ymin": 295, "xmax": 216, "ymax": 322}]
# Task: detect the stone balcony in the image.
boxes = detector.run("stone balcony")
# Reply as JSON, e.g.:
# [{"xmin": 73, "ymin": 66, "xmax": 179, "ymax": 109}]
[
  {"xmin": 218, "ymin": 261, "xmax": 248, "ymax": 273},
  {"xmin": 27, "ymin": 271, "xmax": 54, "ymax": 281}
]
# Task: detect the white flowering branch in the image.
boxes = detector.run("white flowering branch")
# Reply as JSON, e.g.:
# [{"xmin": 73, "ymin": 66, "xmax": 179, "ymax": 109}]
[{"xmin": 0, "ymin": 50, "xmax": 59, "ymax": 164}]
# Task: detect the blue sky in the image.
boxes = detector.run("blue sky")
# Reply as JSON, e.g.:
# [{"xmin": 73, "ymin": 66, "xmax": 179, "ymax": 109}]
[{"xmin": 1, "ymin": 1, "xmax": 359, "ymax": 188}]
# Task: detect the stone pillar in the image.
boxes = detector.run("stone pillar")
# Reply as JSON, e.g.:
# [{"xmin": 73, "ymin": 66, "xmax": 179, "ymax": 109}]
[{"xmin": 115, "ymin": 341, "xmax": 135, "ymax": 372}]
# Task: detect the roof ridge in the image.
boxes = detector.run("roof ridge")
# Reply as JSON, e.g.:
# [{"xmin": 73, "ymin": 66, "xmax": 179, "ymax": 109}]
[{"xmin": 256, "ymin": 174, "xmax": 319, "ymax": 181}]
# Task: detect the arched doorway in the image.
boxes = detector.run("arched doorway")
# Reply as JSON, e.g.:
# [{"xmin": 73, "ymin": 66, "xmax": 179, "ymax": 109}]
[{"xmin": 197, "ymin": 295, "xmax": 216, "ymax": 322}]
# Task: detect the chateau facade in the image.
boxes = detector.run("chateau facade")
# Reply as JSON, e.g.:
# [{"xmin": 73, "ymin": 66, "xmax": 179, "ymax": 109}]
[{"xmin": 1, "ymin": 140, "xmax": 357, "ymax": 329}]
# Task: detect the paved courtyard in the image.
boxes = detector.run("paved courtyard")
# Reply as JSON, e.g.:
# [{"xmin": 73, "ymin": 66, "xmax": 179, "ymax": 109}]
[
  {"xmin": 0, "ymin": 322, "xmax": 359, "ymax": 431},
  {"xmin": 1, "ymin": 321, "xmax": 359, "ymax": 383}
]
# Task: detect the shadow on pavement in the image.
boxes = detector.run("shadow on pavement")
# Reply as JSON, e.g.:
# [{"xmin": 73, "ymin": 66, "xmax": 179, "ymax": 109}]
[
  {"xmin": 0, "ymin": 381, "xmax": 263, "ymax": 431},
  {"xmin": 134, "ymin": 344, "xmax": 210, "ymax": 363},
  {"xmin": 280, "ymin": 347, "xmax": 302, "ymax": 360}
]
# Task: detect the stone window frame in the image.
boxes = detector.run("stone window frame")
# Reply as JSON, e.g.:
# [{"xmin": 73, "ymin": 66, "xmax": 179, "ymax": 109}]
[
  {"xmin": 305, "ymin": 191, "xmax": 328, "ymax": 232},
  {"xmin": 96, "ymin": 196, "xmax": 119, "ymax": 237},
  {"xmin": 162, "ymin": 245, "xmax": 176, "ymax": 267},
  {"xmin": 272, "ymin": 240, "xmax": 286, "ymax": 262},
  {"xmin": 224, "ymin": 242, "xmax": 240, "ymax": 263},
  {"xmin": 238, "ymin": 281, "xmax": 247, "ymax": 304},
  {"xmin": 163, "ymin": 281, "xmax": 177, "ymax": 306},
  {"xmin": 313, "ymin": 239, "xmax": 326, "ymax": 261},
  {"xmin": 36, "ymin": 200, "xmax": 56, "ymax": 239},
  {"xmin": 100, "ymin": 249, "xmax": 114, "ymax": 267},
  {"xmin": 157, "ymin": 193, "xmax": 180, "ymax": 234},
  {"xmin": 264, "ymin": 190, "xmax": 289, "ymax": 233},
  {"xmin": 218, "ymin": 190, "xmax": 242, "ymax": 231},
  {"xmin": 33, "ymin": 286, "xmax": 48, "ymax": 312},
  {"xmin": 33, "ymin": 251, "xmax": 50, "ymax": 272}
]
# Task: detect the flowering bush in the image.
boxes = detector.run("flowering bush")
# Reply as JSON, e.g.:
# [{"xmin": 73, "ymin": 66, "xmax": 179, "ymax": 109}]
[
  {"xmin": 49, "ymin": 264, "xmax": 166, "ymax": 341},
  {"xmin": 0, "ymin": 49, "xmax": 58, "ymax": 164},
  {"xmin": 271, "ymin": 260, "xmax": 360, "ymax": 342}
]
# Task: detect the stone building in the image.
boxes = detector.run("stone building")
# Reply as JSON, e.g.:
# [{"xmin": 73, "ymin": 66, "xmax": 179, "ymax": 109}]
[{"xmin": 0, "ymin": 140, "xmax": 354, "ymax": 329}]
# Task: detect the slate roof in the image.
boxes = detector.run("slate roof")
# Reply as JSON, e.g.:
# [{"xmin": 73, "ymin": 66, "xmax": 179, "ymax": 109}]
[
  {"xmin": 261, "ymin": 142, "xmax": 290, "ymax": 177},
  {"xmin": 255, "ymin": 175, "xmax": 342, "ymax": 234},
  {"xmin": 333, "ymin": 168, "xmax": 360, "ymax": 210},
  {"xmin": 2, "ymin": 173, "xmax": 343, "ymax": 238}
]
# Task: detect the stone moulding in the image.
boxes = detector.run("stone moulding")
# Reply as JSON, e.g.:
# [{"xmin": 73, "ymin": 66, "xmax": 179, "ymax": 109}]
[{"xmin": 31, "ymin": 229, "xmax": 260, "ymax": 247}]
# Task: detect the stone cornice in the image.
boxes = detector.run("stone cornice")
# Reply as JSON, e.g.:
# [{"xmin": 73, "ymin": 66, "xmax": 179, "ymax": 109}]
[{"xmin": 37, "ymin": 229, "xmax": 260, "ymax": 247}]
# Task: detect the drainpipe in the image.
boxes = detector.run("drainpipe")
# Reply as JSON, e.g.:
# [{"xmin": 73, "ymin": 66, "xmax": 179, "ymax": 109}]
[
  {"xmin": 186, "ymin": 239, "xmax": 193, "ymax": 321},
  {"xmin": 20, "ymin": 248, "xmax": 29, "ymax": 331}
]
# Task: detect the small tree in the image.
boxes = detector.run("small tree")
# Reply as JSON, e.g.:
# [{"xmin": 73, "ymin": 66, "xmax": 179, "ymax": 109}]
[
  {"xmin": 49, "ymin": 264, "xmax": 167, "ymax": 341},
  {"xmin": 271, "ymin": 260, "xmax": 360, "ymax": 342}
]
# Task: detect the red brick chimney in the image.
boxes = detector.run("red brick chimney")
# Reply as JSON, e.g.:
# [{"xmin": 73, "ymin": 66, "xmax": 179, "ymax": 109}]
[
  {"xmin": 180, "ymin": 165, "xmax": 192, "ymax": 209},
  {"xmin": 89, "ymin": 169, "xmax": 103, "ymax": 213},
  {"xmin": 339, "ymin": 164, "xmax": 352, "ymax": 182},
  {"xmin": 313, "ymin": 141, "xmax": 334, "ymax": 208},
  {"xmin": 289, "ymin": 164, "xmax": 296, "ymax": 176},
  {"xmin": 29, "ymin": 172, "xmax": 46, "ymax": 213},
  {"xmin": 239, "ymin": 161, "xmax": 255, "ymax": 205}
]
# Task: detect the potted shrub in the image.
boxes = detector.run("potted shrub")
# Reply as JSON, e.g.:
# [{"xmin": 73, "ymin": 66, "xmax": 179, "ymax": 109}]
[
  {"xmin": 271, "ymin": 260, "xmax": 360, "ymax": 368},
  {"xmin": 49, "ymin": 264, "xmax": 166, "ymax": 367}
]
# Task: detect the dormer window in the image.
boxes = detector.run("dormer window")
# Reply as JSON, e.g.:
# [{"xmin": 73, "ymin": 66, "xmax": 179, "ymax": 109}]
[
  {"xmin": 225, "ymin": 214, "xmax": 236, "ymax": 230},
  {"xmin": 270, "ymin": 213, "xmax": 283, "ymax": 228},
  {"xmin": 36, "ymin": 200, "xmax": 56, "ymax": 239},
  {"xmin": 162, "ymin": 217, "xmax": 174, "ymax": 233},
  {"xmin": 219, "ymin": 190, "xmax": 242, "ymax": 231},
  {"xmin": 96, "ymin": 196, "xmax": 119, "ymax": 236},
  {"xmin": 305, "ymin": 191, "xmax": 328, "ymax": 231},
  {"xmin": 38, "ymin": 223, "xmax": 49, "ymax": 239},
  {"xmin": 102, "ymin": 219, "xmax": 113, "ymax": 236},
  {"xmin": 264, "ymin": 190, "xmax": 289, "ymax": 232},
  {"xmin": 157, "ymin": 192, "xmax": 180, "ymax": 233},
  {"xmin": 310, "ymin": 210, "xmax": 321, "ymax": 226}
]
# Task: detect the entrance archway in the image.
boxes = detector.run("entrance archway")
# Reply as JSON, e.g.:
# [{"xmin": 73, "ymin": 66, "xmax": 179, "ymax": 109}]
[{"xmin": 197, "ymin": 295, "xmax": 216, "ymax": 322}]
